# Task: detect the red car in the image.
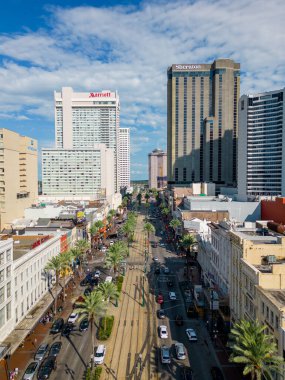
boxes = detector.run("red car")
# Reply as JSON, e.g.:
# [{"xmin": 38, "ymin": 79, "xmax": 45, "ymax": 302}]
[{"xmin": 156, "ymin": 294, "xmax": 164, "ymax": 304}]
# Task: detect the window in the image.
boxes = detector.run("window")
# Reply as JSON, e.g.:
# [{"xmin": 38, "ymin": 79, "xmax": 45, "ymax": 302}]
[
  {"xmin": 0, "ymin": 252, "xmax": 4, "ymax": 265},
  {"xmin": 6, "ymin": 282, "xmax": 11, "ymax": 298},
  {"xmin": 262, "ymin": 301, "xmax": 265, "ymax": 315},
  {"xmin": 175, "ymin": 168, "xmax": 179, "ymax": 182},
  {"xmin": 15, "ymin": 277, "xmax": 17, "ymax": 287},
  {"xmin": 241, "ymin": 100, "xmax": 245, "ymax": 110},
  {"xmin": 0, "ymin": 270, "xmax": 4, "ymax": 283},
  {"xmin": 6, "ymin": 302, "xmax": 11, "ymax": 321},
  {"xmin": 0, "ymin": 287, "xmax": 4, "ymax": 303},
  {"xmin": 0, "ymin": 307, "xmax": 5, "ymax": 327},
  {"xmin": 275, "ymin": 316, "xmax": 279, "ymax": 329},
  {"xmin": 15, "ymin": 290, "xmax": 18, "ymax": 302},
  {"xmin": 21, "ymin": 285, "xmax": 23, "ymax": 296},
  {"xmin": 6, "ymin": 265, "xmax": 11, "ymax": 278},
  {"xmin": 266, "ymin": 306, "xmax": 269, "ymax": 319},
  {"xmin": 6, "ymin": 249, "xmax": 11, "ymax": 261}
]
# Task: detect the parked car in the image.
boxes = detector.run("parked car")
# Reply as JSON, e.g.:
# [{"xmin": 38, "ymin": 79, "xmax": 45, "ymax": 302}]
[
  {"xmin": 163, "ymin": 267, "xmax": 170, "ymax": 274},
  {"xmin": 84, "ymin": 287, "xmax": 92, "ymax": 296},
  {"xmin": 37, "ymin": 356, "xmax": 57, "ymax": 379},
  {"xmin": 211, "ymin": 366, "xmax": 224, "ymax": 380},
  {"xmin": 157, "ymin": 309, "xmax": 166, "ymax": 319},
  {"xmin": 156, "ymin": 294, "xmax": 164, "ymax": 304},
  {"xmin": 94, "ymin": 270, "xmax": 101, "ymax": 278},
  {"xmin": 50, "ymin": 318, "xmax": 64, "ymax": 334},
  {"xmin": 79, "ymin": 318, "xmax": 89, "ymax": 332},
  {"xmin": 22, "ymin": 361, "xmax": 39, "ymax": 380},
  {"xmin": 80, "ymin": 278, "xmax": 89, "ymax": 287},
  {"xmin": 109, "ymin": 240, "xmax": 114, "ymax": 246},
  {"xmin": 105, "ymin": 276, "xmax": 113, "ymax": 283},
  {"xmin": 90, "ymin": 277, "xmax": 99, "ymax": 286},
  {"xmin": 101, "ymin": 246, "xmax": 107, "ymax": 253},
  {"xmin": 152, "ymin": 242, "xmax": 158, "ymax": 248},
  {"xmin": 160, "ymin": 345, "xmax": 171, "ymax": 364},
  {"xmin": 175, "ymin": 342, "xmax": 186, "ymax": 360},
  {"xmin": 49, "ymin": 342, "xmax": 62, "ymax": 357},
  {"xmin": 175, "ymin": 314, "xmax": 184, "ymax": 326},
  {"xmin": 154, "ymin": 266, "xmax": 160, "ymax": 274},
  {"xmin": 186, "ymin": 328, "xmax": 198, "ymax": 342},
  {"xmin": 68, "ymin": 313, "xmax": 78, "ymax": 324},
  {"xmin": 61, "ymin": 323, "xmax": 73, "ymax": 337},
  {"xmin": 169, "ymin": 292, "xmax": 177, "ymax": 300},
  {"xmin": 94, "ymin": 345, "xmax": 106, "ymax": 365},
  {"xmin": 73, "ymin": 296, "xmax": 84, "ymax": 308},
  {"xmin": 153, "ymin": 256, "xmax": 159, "ymax": 262},
  {"xmin": 34, "ymin": 343, "xmax": 49, "ymax": 362},
  {"xmin": 182, "ymin": 366, "xmax": 193, "ymax": 380},
  {"xmin": 159, "ymin": 325, "xmax": 168, "ymax": 339}
]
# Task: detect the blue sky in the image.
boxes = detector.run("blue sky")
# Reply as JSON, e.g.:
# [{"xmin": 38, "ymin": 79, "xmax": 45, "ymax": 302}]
[{"xmin": 0, "ymin": 0, "xmax": 284, "ymax": 180}]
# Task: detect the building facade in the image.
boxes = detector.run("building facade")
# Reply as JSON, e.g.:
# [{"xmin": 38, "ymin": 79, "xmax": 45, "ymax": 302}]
[
  {"xmin": 0, "ymin": 129, "xmax": 38, "ymax": 230},
  {"xmin": 148, "ymin": 149, "xmax": 167, "ymax": 189},
  {"xmin": 167, "ymin": 59, "xmax": 240, "ymax": 187},
  {"xmin": 118, "ymin": 128, "xmax": 130, "ymax": 189},
  {"xmin": 42, "ymin": 145, "xmax": 114, "ymax": 197},
  {"xmin": 238, "ymin": 88, "xmax": 285, "ymax": 199},
  {"xmin": 53, "ymin": 87, "xmax": 120, "ymax": 191}
]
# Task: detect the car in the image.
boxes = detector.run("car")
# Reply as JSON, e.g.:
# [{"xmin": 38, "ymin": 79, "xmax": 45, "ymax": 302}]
[
  {"xmin": 68, "ymin": 313, "xmax": 78, "ymax": 324},
  {"xmin": 101, "ymin": 246, "xmax": 107, "ymax": 253},
  {"xmin": 175, "ymin": 342, "xmax": 186, "ymax": 360},
  {"xmin": 50, "ymin": 318, "xmax": 64, "ymax": 334},
  {"xmin": 156, "ymin": 294, "xmax": 164, "ymax": 304},
  {"xmin": 152, "ymin": 242, "xmax": 158, "ymax": 248},
  {"xmin": 90, "ymin": 277, "xmax": 99, "ymax": 286},
  {"xmin": 159, "ymin": 325, "xmax": 168, "ymax": 339},
  {"xmin": 22, "ymin": 361, "xmax": 39, "ymax": 380},
  {"xmin": 153, "ymin": 256, "xmax": 159, "ymax": 262},
  {"xmin": 182, "ymin": 366, "xmax": 193, "ymax": 380},
  {"xmin": 157, "ymin": 309, "xmax": 166, "ymax": 319},
  {"xmin": 61, "ymin": 323, "xmax": 73, "ymax": 337},
  {"xmin": 84, "ymin": 287, "xmax": 92, "ymax": 296},
  {"xmin": 159, "ymin": 242, "xmax": 165, "ymax": 247},
  {"xmin": 186, "ymin": 328, "xmax": 198, "ymax": 342},
  {"xmin": 49, "ymin": 342, "xmax": 62, "ymax": 357},
  {"xmin": 109, "ymin": 240, "xmax": 114, "ymax": 246},
  {"xmin": 79, "ymin": 318, "xmax": 89, "ymax": 332},
  {"xmin": 105, "ymin": 276, "xmax": 113, "ymax": 283},
  {"xmin": 211, "ymin": 366, "xmax": 224, "ymax": 380},
  {"xmin": 94, "ymin": 270, "xmax": 101, "ymax": 278},
  {"xmin": 175, "ymin": 314, "xmax": 184, "ymax": 326},
  {"xmin": 94, "ymin": 344, "xmax": 106, "ymax": 365},
  {"xmin": 37, "ymin": 356, "xmax": 57, "ymax": 379},
  {"xmin": 34, "ymin": 343, "xmax": 49, "ymax": 362},
  {"xmin": 163, "ymin": 267, "xmax": 170, "ymax": 274},
  {"xmin": 167, "ymin": 280, "xmax": 174, "ymax": 288},
  {"xmin": 169, "ymin": 292, "xmax": 177, "ymax": 300},
  {"xmin": 160, "ymin": 345, "xmax": 171, "ymax": 364}
]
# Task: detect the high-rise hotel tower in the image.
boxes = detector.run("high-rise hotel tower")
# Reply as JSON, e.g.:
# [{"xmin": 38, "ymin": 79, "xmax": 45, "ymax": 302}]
[{"xmin": 167, "ymin": 59, "xmax": 240, "ymax": 187}]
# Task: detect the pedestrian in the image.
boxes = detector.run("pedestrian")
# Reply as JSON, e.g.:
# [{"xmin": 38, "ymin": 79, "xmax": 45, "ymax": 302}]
[{"xmin": 34, "ymin": 338, "xmax": 37, "ymax": 347}]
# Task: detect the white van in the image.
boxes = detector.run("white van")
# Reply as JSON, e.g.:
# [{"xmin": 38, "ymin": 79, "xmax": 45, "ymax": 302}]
[
  {"xmin": 94, "ymin": 345, "xmax": 106, "ymax": 365},
  {"xmin": 105, "ymin": 276, "xmax": 113, "ymax": 283}
]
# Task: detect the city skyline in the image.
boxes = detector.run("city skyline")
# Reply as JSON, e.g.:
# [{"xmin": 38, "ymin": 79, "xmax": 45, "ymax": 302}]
[{"xmin": 0, "ymin": 0, "xmax": 284, "ymax": 179}]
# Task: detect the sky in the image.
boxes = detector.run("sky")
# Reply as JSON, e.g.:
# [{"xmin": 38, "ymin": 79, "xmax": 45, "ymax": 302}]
[{"xmin": 0, "ymin": 0, "xmax": 284, "ymax": 180}]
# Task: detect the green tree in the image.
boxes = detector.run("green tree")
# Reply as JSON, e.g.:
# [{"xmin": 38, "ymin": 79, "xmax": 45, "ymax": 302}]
[
  {"xmin": 144, "ymin": 222, "xmax": 155, "ymax": 241},
  {"xmin": 145, "ymin": 193, "xmax": 150, "ymax": 203},
  {"xmin": 59, "ymin": 252, "xmax": 73, "ymax": 302},
  {"xmin": 105, "ymin": 243, "xmax": 127, "ymax": 274},
  {"xmin": 121, "ymin": 220, "xmax": 135, "ymax": 249},
  {"xmin": 180, "ymin": 234, "xmax": 197, "ymax": 253},
  {"xmin": 98, "ymin": 282, "xmax": 119, "ymax": 304},
  {"xmin": 75, "ymin": 239, "xmax": 89, "ymax": 256},
  {"xmin": 136, "ymin": 193, "xmax": 142, "ymax": 206},
  {"xmin": 108, "ymin": 209, "xmax": 116, "ymax": 228},
  {"xmin": 161, "ymin": 207, "xmax": 170, "ymax": 217},
  {"xmin": 74, "ymin": 292, "xmax": 107, "ymax": 368},
  {"xmin": 229, "ymin": 319, "xmax": 283, "ymax": 380},
  {"xmin": 45, "ymin": 255, "xmax": 63, "ymax": 313},
  {"xmin": 89, "ymin": 224, "xmax": 99, "ymax": 248},
  {"xmin": 169, "ymin": 219, "xmax": 182, "ymax": 236}
]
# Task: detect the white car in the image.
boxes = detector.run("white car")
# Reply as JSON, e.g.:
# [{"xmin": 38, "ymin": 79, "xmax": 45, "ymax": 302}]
[
  {"xmin": 159, "ymin": 325, "xmax": 168, "ymax": 339},
  {"xmin": 163, "ymin": 267, "xmax": 170, "ymax": 274},
  {"xmin": 186, "ymin": 328, "xmax": 198, "ymax": 342},
  {"xmin": 175, "ymin": 342, "xmax": 186, "ymax": 360},
  {"xmin": 94, "ymin": 344, "xmax": 106, "ymax": 365},
  {"xmin": 153, "ymin": 257, "xmax": 159, "ymax": 262},
  {"xmin": 109, "ymin": 240, "xmax": 114, "ymax": 246},
  {"xmin": 101, "ymin": 246, "xmax": 107, "ymax": 253},
  {"xmin": 169, "ymin": 291, "xmax": 177, "ymax": 300},
  {"xmin": 105, "ymin": 276, "xmax": 113, "ymax": 283},
  {"xmin": 68, "ymin": 313, "xmax": 78, "ymax": 324}
]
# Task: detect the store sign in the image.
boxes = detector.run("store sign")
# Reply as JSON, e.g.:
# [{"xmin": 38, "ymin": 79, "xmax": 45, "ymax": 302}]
[
  {"xmin": 89, "ymin": 92, "xmax": 111, "ymax": 98},
  {"xmin": 175, "ymin": 64, "xmax": 202, "ymax": 70}
]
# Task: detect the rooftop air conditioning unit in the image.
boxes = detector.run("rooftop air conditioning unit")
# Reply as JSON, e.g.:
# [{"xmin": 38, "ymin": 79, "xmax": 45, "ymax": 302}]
[{"xmin": 267, "ymin": 255, "xmax": 276, "ymax": 263}]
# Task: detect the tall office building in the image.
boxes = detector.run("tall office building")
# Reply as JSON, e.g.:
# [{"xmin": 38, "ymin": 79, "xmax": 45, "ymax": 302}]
[
  {"xmin": 167, "ymin": 59, "xmax": 240, "ymax": 187},
  {"xmin": 42, "ymin": 144, "xmax": 114, "ymax": 197},
  {"xmin": 118, "ymin": 128, "xmax": 130, "ymax": 189},
  {"xmin": 148, "ymin": 149, "xmax": 167, "ymax": 189},
  {"xmin": 0, "ymin": 129, "xmax": 38, "ymax": 229},
  {"xmin": 238, "ymin": 88, "xmax": 285, "ymax": 199},
  {"xmin": 54, "ymin": 87, "xmax": 120, "ymax": 191}
]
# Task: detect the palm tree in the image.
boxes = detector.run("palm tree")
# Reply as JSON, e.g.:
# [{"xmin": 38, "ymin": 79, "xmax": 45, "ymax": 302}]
[
  {"xmin": 74, "ymin": 291, "xmax": 107, "ymax": 368},
  {"xmin": 59, "ymin": 252, "xmax": 73, "ymax": 302},
  {"xmin": 136, "ymin": 193, "xmax": 142, "ymax": 206},
  {"xmin": 169, "ymin": 219, "xmax": 182, "ymax": 237},
  {"xmin": 89, "ymin": 224, "xmax": 99, "ymax": 248},
  {"xmin": 144, "ymin": 222, "xmax": 155, "ymax": 241},
  {"xmin": 145, "ymin": 193, "xmax": 150, "ymax": 203},
  {"xmin": 161, "ymin": 207, "xmax": 170, "ymax": 217},
  {"xmin": 75, "ymin": 239, "xmax": 89, "ymax": 257},
  {"xmin": 45, "ymin": 255, "xmax": 63, "ymax": 313},
  {"xmin": 229, "ymin": 319, "xmax": 283, "ymax": 380},
  {"xmin": 98, "ymin": 282, "xmax": 119, "ymax": 304},
  {"xmin": 108, "ymin": 209, "xmax": 116, "ymax": 228},
  {"xmin": 180, "ymin": 234, "xmax": 197, "ymax": 253},
  {"xmin": 121, "ymin": 220, "xmax": 135, "ymax": 251},
  {"xmin": 105, "ymin": 243, "xmax": 127, "ymax": 274}
]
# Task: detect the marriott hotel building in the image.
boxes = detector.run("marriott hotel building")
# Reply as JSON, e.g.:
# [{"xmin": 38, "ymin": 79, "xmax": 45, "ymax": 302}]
[{"xmin": 167, "ymin": 59, "xmax": 240, "ymax": 188}]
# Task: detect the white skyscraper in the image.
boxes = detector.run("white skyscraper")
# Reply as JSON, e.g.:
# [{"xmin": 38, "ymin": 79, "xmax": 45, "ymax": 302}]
[
  {"xmin": 118, "ymin": 128, "xmax": 130, "ymax": 189},
  {"xmin": 54, "ymin": 87, "xmax": 120, "ymax": 190},
  {"xmin": 238, "ymin": 88, "xmax": 285, "ymax": 199}
]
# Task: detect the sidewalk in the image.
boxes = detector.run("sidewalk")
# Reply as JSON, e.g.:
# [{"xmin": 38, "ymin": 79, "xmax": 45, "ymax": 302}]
[{"xmin": 0, "ymin": 276, "xmax": 82, "ymax": 380}]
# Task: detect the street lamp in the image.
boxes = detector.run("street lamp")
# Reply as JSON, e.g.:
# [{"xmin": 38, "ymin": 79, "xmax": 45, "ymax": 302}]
[{"xmin": 141, "ymin": 275, "xmax": 145, "ymax": 307}]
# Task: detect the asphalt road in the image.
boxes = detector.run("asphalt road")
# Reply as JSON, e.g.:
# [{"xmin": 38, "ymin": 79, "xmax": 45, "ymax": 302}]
[{"xmin": 149, "ymin": 213, "xmax": 218, "ymax": 380}]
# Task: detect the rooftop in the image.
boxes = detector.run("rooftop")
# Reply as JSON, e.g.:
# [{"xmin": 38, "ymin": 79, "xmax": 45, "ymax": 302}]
[{"xmin": 258, "ymin": 287, "xmax": 285, "ymax": 309}]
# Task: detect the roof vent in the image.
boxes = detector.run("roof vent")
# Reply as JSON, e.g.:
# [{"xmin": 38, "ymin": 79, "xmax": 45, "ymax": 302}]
[{"xmin": 267, "ymin": 255, "xmax": 276, "ymax": 263}]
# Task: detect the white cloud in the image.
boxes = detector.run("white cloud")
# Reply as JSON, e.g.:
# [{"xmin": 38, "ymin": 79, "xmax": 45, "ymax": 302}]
[{"xmin": 0, "ymin": 0, "xmax": 284, "ymax": 179}]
